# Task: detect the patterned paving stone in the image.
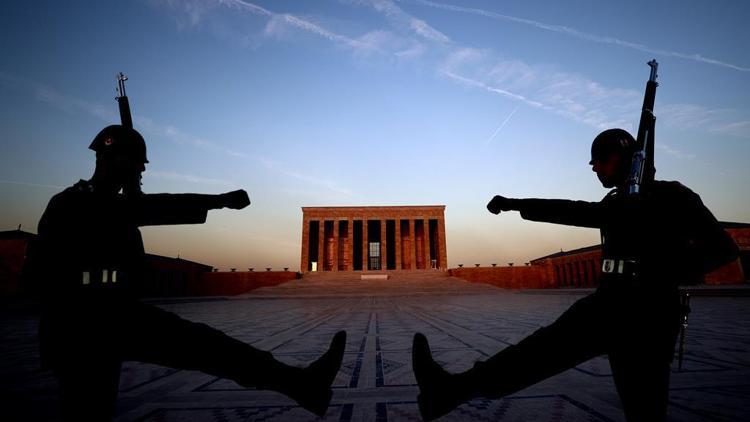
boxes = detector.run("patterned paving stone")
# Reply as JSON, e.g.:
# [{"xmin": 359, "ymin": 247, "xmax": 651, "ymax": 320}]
[
  {"xmin": 138, "ymin": 403, "xmax": 354, "ymax": 422},
  {"xmin": 380, "ymin": 396, "xmax": 616, "ymax": 422},
  {"xmin": 2, "ymin": 273, "xmax": 749, "ymax": 421}
]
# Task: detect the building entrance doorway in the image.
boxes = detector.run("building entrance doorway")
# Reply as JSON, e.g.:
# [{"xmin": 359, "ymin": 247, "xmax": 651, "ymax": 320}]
[{"xmin": 369, "ymin": 242, "xmax": 381, "ymax": 270}]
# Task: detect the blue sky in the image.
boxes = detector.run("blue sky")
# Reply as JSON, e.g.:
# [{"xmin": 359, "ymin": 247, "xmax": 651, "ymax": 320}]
[{"xmin": 1, "ymin": 0, "xmax": 748, "ymax": 270}]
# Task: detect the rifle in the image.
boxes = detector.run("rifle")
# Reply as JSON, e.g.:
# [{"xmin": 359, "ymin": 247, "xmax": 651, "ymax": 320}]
[
  {"xmin": 115, "ymin": 72, "xmax": 142, "ymax": 196},
  {"xmin": 116, "ymin": 72, "xmax": 133, "ymax": 128},
  {"xmin": 677, "ymin": 292, "xmax": 691, "ymax": 371},
  {"xmin": 626, "ymin": 60, "xmax": 658, "ymax": 195}
]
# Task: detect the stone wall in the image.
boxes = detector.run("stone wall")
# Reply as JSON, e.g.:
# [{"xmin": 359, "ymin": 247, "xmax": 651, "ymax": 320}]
[
  {"xmin": 0, "ymin": 237, "xmax": 31, "ymax": 297},
  {"xmin": 195, "ymin": 271, "xmax": 300, "ymax": 296},
  {"xmin": 449, "ymin": 265, "xmax": 555, "ymax": 289},
  {"xmin": 703, "ymin": 227, "xmax": 749, "ymax": 284}
]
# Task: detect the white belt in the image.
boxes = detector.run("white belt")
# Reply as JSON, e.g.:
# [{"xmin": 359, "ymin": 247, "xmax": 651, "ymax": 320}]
[
  {"xmin": 601, "ymin": 259, "xmax": 638, "ymax": 275},
  {"xmin": 81, "ymin": 269, "xmax": 119, "ymax": 285}
]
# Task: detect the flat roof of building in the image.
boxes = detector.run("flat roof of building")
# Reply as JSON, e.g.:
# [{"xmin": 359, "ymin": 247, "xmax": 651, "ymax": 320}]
[
  {"xmin": 530, "ymin": 244, "xmax": 602, "ymax": 262},
  {"xmin": 0, "ymin": 229, "xmax": 37, "ymax": 240},
  {"xmin": 302, "ymin": 205, "xmax": 445, "ymax": 210},
  {"xmin": 302, "ymin": 205, "xmax": 446, "ymax": 218},
  {"xmin": 144, "ymin": 253, "xmax": 213, "ymax": 270},
  {"xmin": 529, "ymin": 220, "xmax": 748, "ymax": 262}
]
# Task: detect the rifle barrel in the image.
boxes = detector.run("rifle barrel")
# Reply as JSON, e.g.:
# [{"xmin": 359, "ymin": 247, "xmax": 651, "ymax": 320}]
[{"xmin": 116, "ymin": 72, "xmax": 133, "ymax": 129}]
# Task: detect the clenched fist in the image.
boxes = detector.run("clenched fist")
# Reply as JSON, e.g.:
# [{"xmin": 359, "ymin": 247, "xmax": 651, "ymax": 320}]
[
  {"xmin": 487, "ymin": 195, "xmax": 515, "ymax": 215},
  {"xmin": 220, "ymin": 189, "xmax": 251, "ymax": 210}
]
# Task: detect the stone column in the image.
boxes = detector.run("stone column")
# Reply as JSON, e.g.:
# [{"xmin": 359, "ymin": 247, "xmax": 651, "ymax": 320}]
[
  {"xmin": 409, "ymin": 219, "xmax": 417, "ymax": 270},
  {"xmin": 332, "ymin": 220, "xmax": 339, "ymax": 272},
  {"xmin": 438, "ymin": 217, "xmax": 447, "ymax": 270},
  {"xmin": 300, "ymin": 217, "xmax": 310, "ymax": 273},
  {"xmin": 423, "ymin": 218, "xmax": 432, "ymax": 269},
  {"xmin": 395, "ymin": 219, "xmax": 402, "ymax": 271},
  {"xmin": 347, "ymin": 218, "xmax": 354, "ymax": 271},
  {"xmin": 318, "ymin": 220, "xmax": 325, "ymax": 272},
  {"xmin": 379, "ymin": 219, "xmax": 386, "ymax": 271},
  {"xmin": 362, "ymin": 219, "xmax": 369, "ymax": 271}
]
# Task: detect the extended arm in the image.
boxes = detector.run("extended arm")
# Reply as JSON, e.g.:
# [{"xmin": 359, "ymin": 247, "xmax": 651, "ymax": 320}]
[
  {"xmin": 134, "ymin": 190, "xmax": 250, "ymax": 226},
  {"xmin": 488, "ymin": 195, "xmax": 606, "ymax": 229}
]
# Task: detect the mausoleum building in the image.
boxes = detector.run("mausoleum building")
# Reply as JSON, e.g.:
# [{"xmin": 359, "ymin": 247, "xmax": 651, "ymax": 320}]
[{"xmin": 300, "ymin": 206, "xmax": 447, "ymax": 273}]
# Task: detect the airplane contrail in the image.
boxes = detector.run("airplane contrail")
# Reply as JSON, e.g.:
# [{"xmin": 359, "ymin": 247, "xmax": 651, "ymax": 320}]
[
  {"xmin": 411, "ymin": 0, "xmax": 750, "ymax": 72},
  {"xmin": 485, "ymin": 106, "xmax": 519, "ymax": 144}
]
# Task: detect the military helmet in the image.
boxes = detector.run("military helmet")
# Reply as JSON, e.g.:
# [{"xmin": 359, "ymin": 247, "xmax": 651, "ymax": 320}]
[
  {"xmin": 89, "ymin": 125, "xmax": 148, "ymax": 163},
  {"xmin": 589, "ymin": 128, "xmax": 635, "ymax": 164}
]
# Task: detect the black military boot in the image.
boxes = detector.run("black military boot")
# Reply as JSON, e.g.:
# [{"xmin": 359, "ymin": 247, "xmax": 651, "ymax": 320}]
[
  {"xmin": 278, "ymin": 330, "xmax": 347, "ymax": 417},
  {"xmin": 412, "ymin": 333, "xmax": 476, "ymax": 421}
]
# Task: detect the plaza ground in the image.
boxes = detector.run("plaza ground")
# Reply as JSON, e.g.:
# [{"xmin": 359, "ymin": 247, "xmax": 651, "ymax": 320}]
[{"xmin": 2, "ymin": 272, "xmax": 749, "ymax": 421}]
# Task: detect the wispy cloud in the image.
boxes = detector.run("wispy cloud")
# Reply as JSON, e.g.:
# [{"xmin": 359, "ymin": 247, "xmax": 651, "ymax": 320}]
[
  {"xmin": 656, "ymin": 144, "xmax": 696, "ymax": 160},
  {"xmin": 485, "ymin": 106, "xmax": 518, "ymax": 144},
  {"xmin": 0, "ymin": 180, "xmax": 65, "ymax": 190},
  {"xmin": 146, "ymin": 170, "xmax": 235, "ymax": 186},
  {"xmin": 660, "ymin": 104, "xmax": 750, "ymax": 139},
  {"xmin": 161, "ymin": 0, "xmax": 388, "ymax": 53},
  {"xmin": 441, "ymin": 68, "xmax": 544, "ymax": 108},
  {"xmin": 160, "ymin": 0, "xmax": 447, "ymax": 59},
  {"xmin": 261, "ymin": 158, "xmax": 360, "ymax": 199},
  {"xmin": 438, "ymin": 49, "xmax": 750, "ymax": 136},
  {"xmin": 1, "ymin": 71, "xmax": 372, "ymax": 199},
  {"xmin": 355, "ymin": 0, "xmax": 451, "ymax": 43},
  {"xmin": 147, "ymin": 2, "xmax": 750, "ymax": 138},
  {"xmin": 1, "ymin": 72, "xmax": 118, "ymax": 122},
  {"xmin": 439, "ymin": 50, "xmax": 639, "ymax": 130},
  {"xmin": 0, "ymin": 71, "xmax": 255, "ymax": 158},
  {"xmin": 713, "ymin": 121, "xmax": 750, "ymax": 138},
  {"xmin": 409, "ymin": 0, "xmax": 750, "ymax": 72},
  {"xmin": 135, "ymin": 116, "xmax": 252, "ymax": 158},
  {"xmin": 353, "ymin": 2, "xmax": 644, "ymax": 131}
]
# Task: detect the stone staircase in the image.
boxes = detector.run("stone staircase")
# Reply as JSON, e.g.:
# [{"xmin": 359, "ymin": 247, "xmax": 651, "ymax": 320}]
[{"xmin": 239, "ymin": 270, "xmax": 502, "ymax": 298}]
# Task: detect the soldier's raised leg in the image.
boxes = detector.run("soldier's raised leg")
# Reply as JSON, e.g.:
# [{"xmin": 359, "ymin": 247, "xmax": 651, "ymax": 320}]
[
  {"xmin": 118, "ymin": 302, "xmax": 347, "ymax": 417},
  {"xmin": 413, "ymin": 292, "xmax": 611, "ymax": 421}
]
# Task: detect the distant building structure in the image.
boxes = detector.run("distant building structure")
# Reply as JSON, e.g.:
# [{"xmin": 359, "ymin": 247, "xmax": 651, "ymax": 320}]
[
  {"xmin": 300, "ymin": 206, "xmax": 447, "ymax": 273},
  {"xmin": 138, "ymin": 254, "xmax": 214, "ymax": 297},
  {"xmin": 2, "ymin": 219, "xmax": 746, "ymax": 297},
  {"xmin": 0, "ymin": 230, "xmax": 296, "ymax": 298},
  {"xmin": 454, "ymin": 221, "xmax": 750, "ymax": 289},
  {"xmin": 0, "ymin": 229, "xmax": 35, "ymax": 297},
  {"xmin": 529, "ymin": 245, "xmax": 602, "ymax": 288},
  {"xmin": 529, "ymin": 221, "xmax": 749, "ymax": 287}
]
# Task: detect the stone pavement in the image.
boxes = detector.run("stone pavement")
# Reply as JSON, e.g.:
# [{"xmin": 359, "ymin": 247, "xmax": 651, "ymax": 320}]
[{"xmin": 2, "ymin": 272, "xmax": 749, "ymax": 421}]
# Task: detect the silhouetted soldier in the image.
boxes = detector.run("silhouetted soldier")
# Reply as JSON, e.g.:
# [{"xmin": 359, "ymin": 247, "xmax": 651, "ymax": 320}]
[
  {"xmin": 412, "ymin": 128, "xmax": 739, "ymax": 421},
  {"xmin": 29, "ymin": 125, "xmax": 346, "ymax": 421}
]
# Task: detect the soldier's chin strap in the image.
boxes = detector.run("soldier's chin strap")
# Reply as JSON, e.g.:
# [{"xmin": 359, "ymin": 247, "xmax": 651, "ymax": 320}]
[{"xmin": 122, "ymin": 173, "xmax": 143, "ymax": 198}]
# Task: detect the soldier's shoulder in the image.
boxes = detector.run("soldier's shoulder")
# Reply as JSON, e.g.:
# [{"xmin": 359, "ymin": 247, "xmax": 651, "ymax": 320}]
[
  {"xmin": 652, "ymin": 180, "xmax": 701, "ymax": 202},
  {"xmin": 653, "ymin": 180, "xmax": 693, "ymax": 193},
  {"xmin": 47, "ymin": 180, "xmax": 93, "ymax": 206}
]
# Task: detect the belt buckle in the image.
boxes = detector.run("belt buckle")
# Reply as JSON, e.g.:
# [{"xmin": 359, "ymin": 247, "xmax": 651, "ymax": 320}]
[
  {"xmin": 602, "ymin": 259, "xmax": 616, "ymax": 273},
  {"xmin": 81, "ymin": 269, "xmax": 119, "ymax": 285},
  {"xmin": 602, "ymin": 259, "xmax": 638, "ymax": 276}
]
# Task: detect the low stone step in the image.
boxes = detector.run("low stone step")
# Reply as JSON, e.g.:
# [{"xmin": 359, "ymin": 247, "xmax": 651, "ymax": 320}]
[{"xmin": 361, "ymin": 274, "xmax": 389, "ymax": 280}]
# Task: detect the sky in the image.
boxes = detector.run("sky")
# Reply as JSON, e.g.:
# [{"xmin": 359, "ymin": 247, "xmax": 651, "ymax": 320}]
[{"xmin": 1, "ymin": 0, "xmax": 748, "ymax": 271}]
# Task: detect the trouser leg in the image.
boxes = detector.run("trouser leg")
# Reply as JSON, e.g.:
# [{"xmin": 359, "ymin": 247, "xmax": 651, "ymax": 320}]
[
  {"xmin": 117, "ymin": 301, "xmax": 344, "ymax": 417},
  {"xmin": 55, "ymin": 358, "xmax": 122, "ymax": 422},
  {"xmin": 608, "ymin": 303, "xmax": 680, "ymax": 422},
  {"xmin": 609, "ymin": 350, "xmax": 673, "ymax": 422},
  {"xmin": 43, "ymin": 299, "xmax": 314, "ymax": 420},
  {"xmin": 118, "ymin": 301, "xmax": 300, "ymax": 390},
  {"xmin": 466, "ymin": 292, "xmax": 610, "ymax": 398}
]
